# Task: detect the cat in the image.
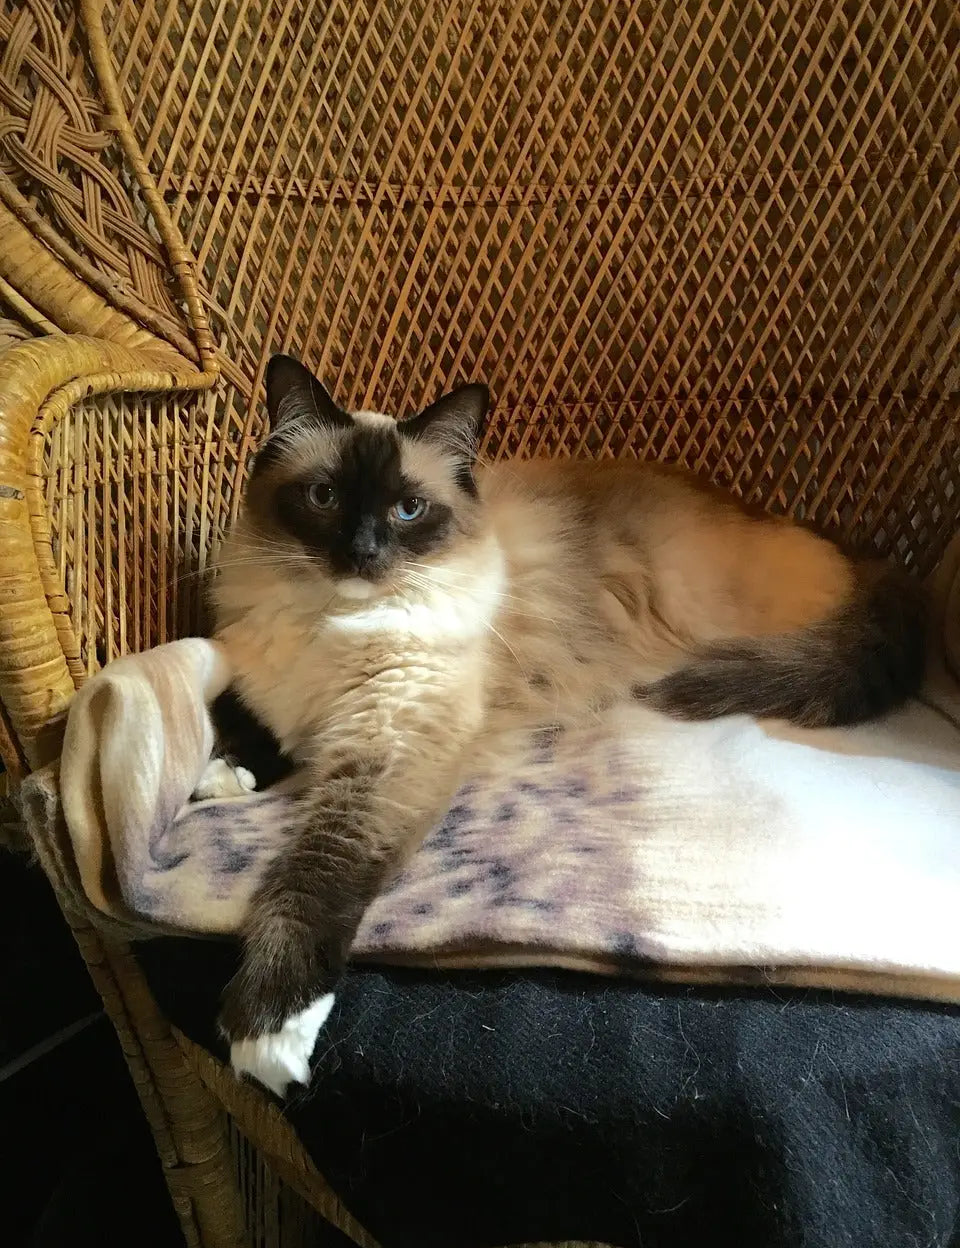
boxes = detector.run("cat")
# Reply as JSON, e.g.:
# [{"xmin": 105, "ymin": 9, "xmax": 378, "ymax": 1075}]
[{"xmin": 207, "ymin": 354, "xmax": 926, "ymax": 1094}]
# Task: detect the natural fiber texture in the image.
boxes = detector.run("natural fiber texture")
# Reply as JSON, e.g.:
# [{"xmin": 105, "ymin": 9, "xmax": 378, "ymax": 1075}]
[
  {"xmin": 3, "ymin": 1, "xmax": 957, "ymax": 715},
  {"xmin": 1, "ymin": 2, "xmax": 958, "ymax": 1246},
  {"xmin": 0, "ymin": 0, "xmax": 201, "ymax": 356},
  {"xmin": 0, "ymin": 335, "xmax": 210, "ymax": 767},
  {"xmin": 104, "ymin": 0, "xmax": 960, "ymax": 575},
  {"xmin": 181, "ymin": 1034, "xmax": 380, "ymax": 1248},
  {"xmin": 38, "ymin": 383, "xmax": 244, "ymax": 677}
]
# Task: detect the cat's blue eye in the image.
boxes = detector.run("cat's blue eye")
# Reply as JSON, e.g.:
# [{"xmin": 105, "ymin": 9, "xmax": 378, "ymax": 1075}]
[
  {"xmin": 306, "ymin": 482, "xmax": 336, "ymax": 509},
  {"xmin": 392, "ymin": 497, "xmax": 427, "ymax": 522}
]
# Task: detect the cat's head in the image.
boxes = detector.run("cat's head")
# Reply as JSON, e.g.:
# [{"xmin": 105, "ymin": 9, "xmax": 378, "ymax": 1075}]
[{"xmin": 242, "ymin": 355, "xmax": 489, "ymax": 596}]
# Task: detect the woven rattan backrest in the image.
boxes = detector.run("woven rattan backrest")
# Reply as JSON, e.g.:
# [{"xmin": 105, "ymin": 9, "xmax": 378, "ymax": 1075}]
[{"xmin": 99, "ymin": 0, "xmax": 959, "ymax": 571}]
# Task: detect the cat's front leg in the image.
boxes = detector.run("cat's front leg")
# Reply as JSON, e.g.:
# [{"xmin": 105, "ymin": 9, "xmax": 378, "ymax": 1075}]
[
  {"xmin": 220, "ymin": 898, "xmax": 375, "ymax": 1097},
  {"xmin": 219, "ymin": 687, "xmax": 475, "ymax": 1095},
  {"xmin": 218, "ymin": 768, "xmax": 395, "ymax": 1096}
]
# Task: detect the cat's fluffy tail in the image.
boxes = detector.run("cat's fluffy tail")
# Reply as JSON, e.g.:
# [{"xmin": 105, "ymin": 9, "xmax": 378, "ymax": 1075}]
[{"xmin": 642, "ymin": 564, "xmax": 927, "ymax": 728}]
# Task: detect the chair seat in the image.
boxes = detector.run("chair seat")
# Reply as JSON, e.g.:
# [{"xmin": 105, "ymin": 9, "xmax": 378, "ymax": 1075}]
[{"xmin": 137, "ymin": 940, "xmax": 960, "ymax": 1248}]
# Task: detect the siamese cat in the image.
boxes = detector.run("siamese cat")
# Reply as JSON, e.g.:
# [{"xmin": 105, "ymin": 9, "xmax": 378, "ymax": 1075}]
[{"xmin": 206, "ymin": 355, "xmax": 925, "ymax": 1093}]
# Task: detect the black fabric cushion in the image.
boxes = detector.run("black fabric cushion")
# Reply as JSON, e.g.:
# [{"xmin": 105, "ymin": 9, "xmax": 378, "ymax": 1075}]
[{"xmin": 137, "ymin": 938, "xmax": 960, "ymax": 1248}]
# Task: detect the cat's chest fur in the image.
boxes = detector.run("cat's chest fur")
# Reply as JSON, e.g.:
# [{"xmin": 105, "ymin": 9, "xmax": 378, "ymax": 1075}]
[{"xmin": 215, "ymin": 558, "xmax": 503, "ymax": 754}]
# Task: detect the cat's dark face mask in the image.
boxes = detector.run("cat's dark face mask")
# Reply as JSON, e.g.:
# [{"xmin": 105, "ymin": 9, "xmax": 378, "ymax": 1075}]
[{"xmin": 243, "ymin": 355, "xmax": 488, "ymax": 588}]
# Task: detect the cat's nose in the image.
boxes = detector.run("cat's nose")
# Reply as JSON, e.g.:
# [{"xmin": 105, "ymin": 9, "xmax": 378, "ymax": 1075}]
[{"xmin": 350, "ymin": 525, "xmax": 379, "ymax": 570}]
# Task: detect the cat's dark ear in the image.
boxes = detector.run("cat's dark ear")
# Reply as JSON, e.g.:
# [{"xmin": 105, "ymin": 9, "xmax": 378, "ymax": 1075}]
[
  {"xmin": 403, "ymin": 384, "xmax": 488, "ymax": 477},
  {"xmin": 265, "ymin": 355, "xmax": 349, "ymax": 431}
]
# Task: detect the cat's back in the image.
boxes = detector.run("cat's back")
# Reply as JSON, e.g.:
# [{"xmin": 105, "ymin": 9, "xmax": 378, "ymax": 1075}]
[{"xmin": 478, "ymin": 456, "xmax": 714, "ymax": 547}]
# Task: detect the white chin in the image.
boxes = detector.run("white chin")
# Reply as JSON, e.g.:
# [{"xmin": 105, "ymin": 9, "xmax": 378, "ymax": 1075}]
[{"xmin": 337, "ymin": 577, "xmax": 377, "ymax": 601}]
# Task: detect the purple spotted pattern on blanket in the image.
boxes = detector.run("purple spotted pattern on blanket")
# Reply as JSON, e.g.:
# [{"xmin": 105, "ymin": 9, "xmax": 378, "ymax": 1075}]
[
  {"xmin": 129, "ymin": 716, "xmax": 669, "ymax": 962},
  {"xmin": 359, "ymin": 724, "xmax": 657, "ymax": 961}
]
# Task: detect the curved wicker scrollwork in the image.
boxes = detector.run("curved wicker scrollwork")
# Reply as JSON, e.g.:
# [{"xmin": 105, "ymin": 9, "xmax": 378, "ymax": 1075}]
[{"xmin": 0, "ymin": 0, "xmax": 190, "ymax": 343}]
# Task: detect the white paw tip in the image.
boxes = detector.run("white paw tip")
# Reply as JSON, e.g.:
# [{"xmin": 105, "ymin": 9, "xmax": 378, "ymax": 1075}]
[
  {"xmin": 193, "ymin": 758, "xmax": 259, "ymax": 801},
  {"xmin": 230, "ymin": 993, "xmax": 336, "ymax": 1097},
  {"xmin": 235, "ymin": 765, "xmax": 257, "ymax": 792}
]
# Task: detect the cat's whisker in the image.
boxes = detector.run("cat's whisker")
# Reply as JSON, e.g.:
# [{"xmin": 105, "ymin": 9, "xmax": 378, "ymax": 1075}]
[
  {"xmin": 217, "ymin": 545, "xmax": 312, "ymax": 562},
  {"xmin": 481, "ymin": 620, "xmax": 529, "ymax": 679},
  {"xmin": 234, "ymin": 538, "xmax": 307, "ymax": 554},
  {"xmin": 174, "ymin": 556, "xmax": 314, "ymax": 586},
  {"xmin": 399, "ymin": 567, "xmax": 539, "ymax": 615},
  {"xmin": 193, "ymin": 558, "xmax": 309, "ymax": 580},
  {"xmin": 400, "ymin": 560, "xmax": 532, "ymax": 595},
  {"xmin": 208, "ymin": 562, "xmax": 311, "ymax": 577},
  {"xmin": 399, "ymin": 564, "xmax": 564, "ymax": 627}
]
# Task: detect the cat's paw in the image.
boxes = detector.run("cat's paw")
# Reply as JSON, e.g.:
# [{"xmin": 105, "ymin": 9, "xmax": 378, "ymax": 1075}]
[
  {"xmin": 192, "ymin": 757, "xmax": 257, "ymax": 801},
  {"xmin": 229, "ymin": 994, "xmax": 336, "ymax": 1097}
]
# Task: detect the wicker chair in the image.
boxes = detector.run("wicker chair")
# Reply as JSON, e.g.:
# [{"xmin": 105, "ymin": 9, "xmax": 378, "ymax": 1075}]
[{"xmin": 0, "ymin": 1, "xmax": 957, "ymax": 1244}]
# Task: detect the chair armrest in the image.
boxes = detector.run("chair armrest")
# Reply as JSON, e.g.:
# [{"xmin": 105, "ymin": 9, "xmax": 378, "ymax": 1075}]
[{"xmin": 0, "ymin": 334, "xmax": 212, "ymax": 769}]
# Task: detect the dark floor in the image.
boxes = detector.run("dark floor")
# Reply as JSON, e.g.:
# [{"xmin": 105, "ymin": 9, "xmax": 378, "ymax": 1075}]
[{"xmin": 1, "ymin": 848, "xmax": 185, "ymax": 1248}]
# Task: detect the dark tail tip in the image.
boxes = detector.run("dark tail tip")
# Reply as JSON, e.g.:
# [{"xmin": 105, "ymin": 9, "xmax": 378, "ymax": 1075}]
[
  {"xmin": 840, "ymin": 564, "xmax": 927, "ymax": 721},
  {"xmin": 641, "ymin": 565, "xmax": 927, "ymax": 728}
]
